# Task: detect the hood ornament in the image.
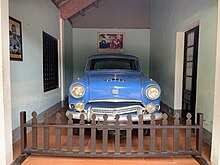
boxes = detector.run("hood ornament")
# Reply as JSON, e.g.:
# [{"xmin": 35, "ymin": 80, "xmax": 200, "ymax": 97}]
[
  {"xmin": 112, "ymin": 89, "xmax": 119, "ymax": 95},
  {"xmin": 105, "ymin": 74, "xmax": 126, "ymax": 82}
]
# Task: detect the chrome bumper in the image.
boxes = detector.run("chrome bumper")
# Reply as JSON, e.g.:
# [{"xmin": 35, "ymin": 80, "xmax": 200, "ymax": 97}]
[{"xmin": 66, "ymin": 110, "xmax": 162, "ymax": 122}]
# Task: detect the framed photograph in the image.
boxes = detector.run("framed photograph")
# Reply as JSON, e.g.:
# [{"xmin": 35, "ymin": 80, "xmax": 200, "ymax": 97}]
[
  {"xmin": 98, "ymin": 32, "xmax": 124, "ymax": 53},
  {"xmin": 9, "ymin": 16, "xmax": 23, "ymax": 61}
]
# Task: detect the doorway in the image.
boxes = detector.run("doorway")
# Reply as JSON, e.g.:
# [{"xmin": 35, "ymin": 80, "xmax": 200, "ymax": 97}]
[{"xmin": 181, "ymin": 26, "xmax": 199, "ymax": 123}]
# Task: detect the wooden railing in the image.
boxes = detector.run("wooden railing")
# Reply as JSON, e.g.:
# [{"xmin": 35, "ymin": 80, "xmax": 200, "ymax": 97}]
[{"xmin": 12, "ymin": 111, "xmax": 207, "ymax": 164}]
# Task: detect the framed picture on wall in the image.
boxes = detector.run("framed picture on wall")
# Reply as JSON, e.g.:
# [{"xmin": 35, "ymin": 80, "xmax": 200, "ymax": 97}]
[
  {"xmin": 9, "ymin": 16, "xmax": 23, "ymax": 61},
  {"xmin": 98, "ymin": 32, "xmax": 124, "ymax": 53}
]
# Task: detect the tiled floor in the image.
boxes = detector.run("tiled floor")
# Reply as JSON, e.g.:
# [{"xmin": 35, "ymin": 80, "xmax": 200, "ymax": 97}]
[{"xmin": 13, "ymin": 107, "xmax": 211, "ymax": 165}]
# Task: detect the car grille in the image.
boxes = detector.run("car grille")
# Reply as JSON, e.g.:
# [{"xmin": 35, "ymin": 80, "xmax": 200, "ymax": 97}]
[{"xmin": 86, "ymin": 102, "xmax": 145, "ymax": 115}]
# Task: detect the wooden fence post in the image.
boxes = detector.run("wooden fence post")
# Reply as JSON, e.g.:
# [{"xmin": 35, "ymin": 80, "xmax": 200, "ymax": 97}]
[
  {"xmin": 79, "ymin": 114, "xmax": 85, "ymax": 154},
  {"xmin": 102, "ymin": 114, "xmax": 108, "ymax": 153},
  {"xmin": 115, "ymin": 115, "xmax": 120, "ymax": 154},
  {"xmin": 55, "ymin": 113, "xmax": 62, "ymax": 151},
  {"xmin": 161, "ymin": 113, "xmax": 168, "ymax": 152},
  {"xmin": 20, "ymin": 111, "xmax": 27, "ymax": 154},
  {"xmin": 44, "ymin": 112, "xmax": 49, "ymax": 150},
  {"xmin": 150, "ymin": 114, "xmax": 156, "ymax": 153},
  {"xmin": 91, "ymin": 114, "xmax": 96, "ymax": 154},
  {"xmin": 126, "ymin": 115, "xmax": 132, "ymax": 154},
  {"xmin": 32, "ymin": 111, "xmax": 38, "ymax": 149},
  {"xmin": 196, "ymin": 113, "xmax": 203, "ymax": 156},
  {"xmin": 173, "ymin": 113, "xmax": 180, "ymax": 152},
  {"xmin": 185, "ymin": 113, "xmax": 192, "ymax": 151},
  {"xmin": 138, "ymin": 114, "xmax": 143, "ymax": 154},
  {"xmin": 67, "ymin": 114, "xmax": 73, "ymax": 152}
]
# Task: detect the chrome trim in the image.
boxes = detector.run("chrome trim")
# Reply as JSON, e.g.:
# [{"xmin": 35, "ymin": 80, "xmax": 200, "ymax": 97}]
[
  {"xmin": 91, "ymin": 105, "xmax": 145, "ymax": 115},
  {"xmin": 66, "ymin": 110, "xmax": 163, "ymax": 122},
  {"xmin": 105, "ymin": 78, "xmax": 126, "ymax": 82},
  {"xmin": 88, "ymin": 99, "xmax": 142, "ymax": 103},
  {"xmin": 156, "ymin": 105, "xmax": 161, "ymax": 110}
]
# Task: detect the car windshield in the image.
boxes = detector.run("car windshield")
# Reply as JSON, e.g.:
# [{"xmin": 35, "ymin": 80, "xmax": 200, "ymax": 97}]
[{"xmin": 88, "ymin": 58, "xmax": 140, "ymax": 71}]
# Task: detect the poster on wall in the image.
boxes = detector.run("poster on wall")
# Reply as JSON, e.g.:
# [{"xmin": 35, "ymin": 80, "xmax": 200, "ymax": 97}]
[
  {"xmin": 98, "ymin": 32, "xmax": 124, "ymax": 53},
  {"xmin": 9, "ymin": 16, "xmax": 23, "ymax": 61}
]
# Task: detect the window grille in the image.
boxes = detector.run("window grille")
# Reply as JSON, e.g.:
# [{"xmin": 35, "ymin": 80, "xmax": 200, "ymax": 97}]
[{"xmin": 43, "ymin": 31, "xmax": 59, "ymax": 92}]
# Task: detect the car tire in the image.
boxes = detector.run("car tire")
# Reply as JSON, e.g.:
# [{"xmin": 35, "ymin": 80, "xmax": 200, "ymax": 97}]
[
  {"xmin": 73, "ymin": 119, "xmax": 80, "ymax": 135},
  {"xmin": 144, "ymin": 121, "xmax": 150, "ymax": 136},
  {"xmin": 144, "ymin": 129, "xmax": 150, "ymax": 136},
  {"xmin": 73, "ymin": 128, "xmax": 79, "ymax": 135}
]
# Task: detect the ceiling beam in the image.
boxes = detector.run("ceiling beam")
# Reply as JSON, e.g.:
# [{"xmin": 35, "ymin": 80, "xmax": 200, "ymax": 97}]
[
  {"xmin": 58, "ymin": 0, "xmax": 70, "ymax": 8},
  {"xmin": 53, "ymin": 0, "xmax": 64, "ymax": 5},
  {"xmin": 59, "ymin": 0, "xmax": 95, "ymax": 19}
]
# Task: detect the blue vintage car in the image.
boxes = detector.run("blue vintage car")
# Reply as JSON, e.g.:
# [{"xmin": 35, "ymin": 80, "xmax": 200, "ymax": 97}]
[{"xmin": 66, "ymin": 54, "xmax": 162, "ymax": 122}]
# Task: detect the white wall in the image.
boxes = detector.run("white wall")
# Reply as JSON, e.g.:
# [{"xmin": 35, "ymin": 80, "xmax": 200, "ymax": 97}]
[
  {"xmin": 9, "ymin": 0, "xmax": 61, "ymax": 130},
  {"xmin": 211, "ymin": 1, "xmax": 220, "ymax": 164},
  {"xmin": 150, "ymin": 0, "xmax": 217, "ymax": 132},
  {"xmin": 72, "ymin": 28, "xmax": 150, "ymax": 79},
  {"xmin": 0, "ymin": 0, "xmax": 13, "ymax": 164}
]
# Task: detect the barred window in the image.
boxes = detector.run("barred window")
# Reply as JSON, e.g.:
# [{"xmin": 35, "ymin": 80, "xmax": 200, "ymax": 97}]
[{"xmin": 43, "ymin": 31, "xmax": 59, "ymax": 92}]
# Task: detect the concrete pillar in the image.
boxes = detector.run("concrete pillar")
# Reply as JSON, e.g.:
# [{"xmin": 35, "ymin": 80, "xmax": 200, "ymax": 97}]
[
  {"xmin": 211, "ymin": 1, "xmax": 220, "ymax": 165},
  {"xmin": 0, "ymin": 0, "xmax": 13, "ymax": 164}
]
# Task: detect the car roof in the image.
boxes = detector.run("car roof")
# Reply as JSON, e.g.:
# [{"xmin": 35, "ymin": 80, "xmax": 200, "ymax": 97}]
[{"xmin": 88, "ymin": 54, "xmax": 139, "ymax": 60}]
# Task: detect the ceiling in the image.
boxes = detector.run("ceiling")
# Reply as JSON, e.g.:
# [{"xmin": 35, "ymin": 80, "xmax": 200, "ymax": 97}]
[{"xmin": 51, "ymin": 0, "xmax": 101, "ymax": 22}]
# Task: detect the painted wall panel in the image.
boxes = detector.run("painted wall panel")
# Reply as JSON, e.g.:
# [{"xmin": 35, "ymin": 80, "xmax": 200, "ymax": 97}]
[
  {"xmin": 71, "ymin": 0, "xmax": 150, "ymax": 29},
  {"xmin": 64, "ymin": 20, "xmax": 73, "ymax": 96},
  {"xmin": 150, "ymin": 0, "xmax": 217, "ymax": 132},
  {"xmin": 72, "ymin": 28, "xmax": 150, "ymax": 79},
  {"xmin": 9, "ymin": 0, "xmax": 60, "ymax": 130}
]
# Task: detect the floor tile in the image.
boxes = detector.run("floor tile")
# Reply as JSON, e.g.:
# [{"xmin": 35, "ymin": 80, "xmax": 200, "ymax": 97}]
[
  {"xmin": 53, "ymin": 161, "xmax": 85, "ymax": 165},
  {"xmin": 114, "ymin": 162, "xmax": 146, "ymax": 165},
  {"xmin": 172, "ymin": 156, "xmax": 199, "ymax": 164},
  {"xmin": 176, "ymin": 164, "xmax": 199, "ymax": 165},
  {"xmin": 54, "ymin": 157, "xmax": 85, "ymax": 162},
  {"xmin": 85, "ymin": 157, "xmax": 114, "ymax": 162},
  {"xmin": 145, "ymin": 163, "xmax": 175, "ymax": 165},
  {"xmin": 144, "ymin": 157, "xmax": 174, "ymax": 163},
  {"xmin": 85, "ymin": 161, "xmax": 114, "ymax": 165},
  {"xmin": 23, "ymin": 156, "xmax": 55, "ymax": 165},
  {"xmin": 114, "ymin": 157, "xmax": 145, "ymax": 162}
]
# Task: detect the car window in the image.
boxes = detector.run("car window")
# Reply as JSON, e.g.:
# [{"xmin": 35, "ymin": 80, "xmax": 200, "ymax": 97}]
[{"xmin": 88, "ymin": 58, "xmax": 139, "ymax": 71}]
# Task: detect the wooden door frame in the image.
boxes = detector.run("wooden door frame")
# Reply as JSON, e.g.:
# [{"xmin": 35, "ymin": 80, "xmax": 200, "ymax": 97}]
[
  {"xmin": 0, "ymin": 0, "xmax": 13, "ymax": 164},
  {"xmin": 211, "ymin": 1, "xmax": 220, "ymax": 164},
  {"xmin": 174, "ymin": 21, "xmax": 200, "ymax": 110},
  {"xmin": 181, "ymin": 26, "xmax": 199, "ymax": 123}
]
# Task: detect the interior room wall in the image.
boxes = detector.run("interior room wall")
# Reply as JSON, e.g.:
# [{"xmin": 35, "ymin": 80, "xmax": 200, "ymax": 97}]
[
  {"xmin": 9, "ymin": 0, "xmax": 61, "ymax": 130},
  {"xmin": 71, "ymin": 0, "xmax": 150, "ymax": 29},
  {"xmin": 64, "ymin": 20, "xmax": 73, "ymax": 96},
  {"xmin": 150, "ymin": 0, "xmax": 217, "ymax": 132},
  {"xmin": 72, "ymin": 28, "xmax": 150, "ymax": 79}
]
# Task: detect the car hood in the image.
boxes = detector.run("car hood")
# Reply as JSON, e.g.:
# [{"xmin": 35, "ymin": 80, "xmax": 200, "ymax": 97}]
[{"xmin": 88, "ymin": 72, "xmax": 142, "ymax": 100}]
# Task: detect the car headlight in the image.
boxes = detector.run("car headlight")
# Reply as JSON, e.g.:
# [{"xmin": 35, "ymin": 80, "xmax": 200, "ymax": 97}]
[
  {"xmin": 146, "ymin": 86, "xmax": 160, "ymax": 100},
  {"xmin": 70, "ymin": 84, "xmax": 85, "ymax": 98}
]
